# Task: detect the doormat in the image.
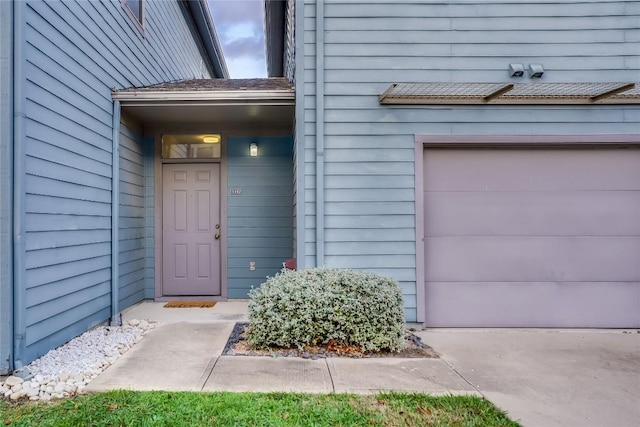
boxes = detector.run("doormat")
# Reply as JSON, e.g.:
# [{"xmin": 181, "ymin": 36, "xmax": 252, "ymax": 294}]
[{"xmin": 163, "ymin": 301, "xmax": 217, "ymax": 308}]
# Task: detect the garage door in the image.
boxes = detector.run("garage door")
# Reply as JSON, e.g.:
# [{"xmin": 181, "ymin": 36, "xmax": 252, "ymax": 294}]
[{"xmin": 423, "ymin": 148, "xmax": 640, "ymax": 327}]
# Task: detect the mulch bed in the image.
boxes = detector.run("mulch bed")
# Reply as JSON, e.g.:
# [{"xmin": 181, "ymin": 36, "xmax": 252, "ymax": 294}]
[{"xmin": 222, "ymin": 323, "xmax": 438, "ymax": 359}]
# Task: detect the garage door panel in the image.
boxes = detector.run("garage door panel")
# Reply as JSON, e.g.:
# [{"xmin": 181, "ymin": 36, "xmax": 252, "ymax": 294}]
[
  {"xmin": 424, "ymin": 191, "xmax": 640, "ymax": 237},
  {"xmin": 424, "ymin": 281, "xmax": 640, "ymax": 328},
  {"xmin": 423, "ymin": 149, "xmax": 640, "ymax": 192},
  {"xmin": 425, "ymin": 236, "xmax": 640, "ymax": 283},
  {"xmin": 423, "ymin": 147, "xmax": 640, "ymax": 327}
]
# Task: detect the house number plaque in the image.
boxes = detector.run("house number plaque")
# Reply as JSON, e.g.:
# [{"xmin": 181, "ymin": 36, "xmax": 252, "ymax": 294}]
[{"xmin": 229, "ymin": 188, "xmax": 243, "ymax": 195}]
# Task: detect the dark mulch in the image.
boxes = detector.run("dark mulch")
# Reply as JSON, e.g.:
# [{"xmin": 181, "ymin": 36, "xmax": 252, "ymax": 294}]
[{"xmin": 222, "ymin": 323, "xmax": 438, "ymax": 359}]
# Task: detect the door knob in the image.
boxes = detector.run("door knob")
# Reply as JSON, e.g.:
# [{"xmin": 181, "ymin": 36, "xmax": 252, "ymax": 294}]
[{"xmin": 215, "ymin": 232, "xmax": 221, "ymax": 240}]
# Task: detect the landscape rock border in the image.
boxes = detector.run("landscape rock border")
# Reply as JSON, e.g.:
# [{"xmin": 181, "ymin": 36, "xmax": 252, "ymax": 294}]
[{"xmin": 0, "ymin": 319, "xmax": 157, "ymax": 402}]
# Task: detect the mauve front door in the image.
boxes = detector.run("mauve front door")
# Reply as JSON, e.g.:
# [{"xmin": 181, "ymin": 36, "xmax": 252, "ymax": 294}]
[{"xmin": 162, "ymin": 163, "xmax": 221, "ymax": 295}]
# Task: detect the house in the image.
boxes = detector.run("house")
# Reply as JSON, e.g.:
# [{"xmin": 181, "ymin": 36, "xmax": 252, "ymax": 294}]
[
  {"xmin": 264, "ymin": 0, "xmax": 640, "ymax": 327},
  {"xmin": 1, "ymin": 0, "xmax": 639, "ymax": 376},
  {"xmin": 0, "ymin": 0, "xmax": 232, "ymax": 374}
]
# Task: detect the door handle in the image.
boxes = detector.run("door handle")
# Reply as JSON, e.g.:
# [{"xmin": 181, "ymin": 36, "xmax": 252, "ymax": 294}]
[{"xmin": 215, "ymin": 232, "xmax": 221, "ymax": 240}]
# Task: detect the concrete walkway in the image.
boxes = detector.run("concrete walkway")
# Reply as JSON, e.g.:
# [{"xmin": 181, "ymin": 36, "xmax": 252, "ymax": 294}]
[{"xmin": 87, "ymin": 301, "xmax": 640, "ymax": 427}]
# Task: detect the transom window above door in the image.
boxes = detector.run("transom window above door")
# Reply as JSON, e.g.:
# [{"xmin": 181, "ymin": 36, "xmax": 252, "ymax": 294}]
[{"xmin": 162, "ymin": 134, "xmax": 222, "ymax": 159}]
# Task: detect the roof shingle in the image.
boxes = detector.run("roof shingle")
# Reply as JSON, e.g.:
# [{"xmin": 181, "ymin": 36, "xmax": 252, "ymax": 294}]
[{"xmin": 115, "ymin": 78, "xmax": 293, "ymax": 93}]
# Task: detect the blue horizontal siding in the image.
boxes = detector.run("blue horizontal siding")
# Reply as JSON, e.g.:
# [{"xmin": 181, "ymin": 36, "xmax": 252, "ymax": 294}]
[
  {"xmin": 25, "ymin": 256, "xmax": 111, "ymax": 289},
  {"xmin": 18, "ymin": 0, "xmax": 213, "ymax": 364},
  {"xmin": 26, "ymin": 159, "xmax": 111, "ymax": 190},
  {"xmin": 25, "ymin": 292, "xmax": 111, "ymax": 354},
  {"xmin": 25, "ymin": 230, "xmax": 111, "ymax": 252},
  {"xmin": 227, "ymin": 136, "xmax": 294, "ymax": 297},
  {"xmin": 25, "ymin": 243, "xmax": 111, "ymax": 270},
  {"xmin": 143, "ymin": 137, "xmax": 155, "ymax": 299},
  {"xmin": 26, "ymin": 269, "xmax": 111, "ymax": 307},
  {"xmin": 25, "ymin": 305, "xmax": 111, "ymax": 360},
  {"xmin": 300, "ymin": 0, "xmax": 640, "ymax": 322},
  {"xmin": 26, "ymin": 121, "xmax": 112, "ymax": 166},
  {"xmin": 25, "ymin": 195, "xmax": 110, "ymax": 216},
  {"xmin": 118, "ymin": 125, "xmax": 146, "ymax": 311}
]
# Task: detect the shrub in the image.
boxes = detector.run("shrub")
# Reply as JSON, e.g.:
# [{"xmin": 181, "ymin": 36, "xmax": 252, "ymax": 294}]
[{"xmin": 247, "ymin": 268, "xmax": 405, "ymax": 352}]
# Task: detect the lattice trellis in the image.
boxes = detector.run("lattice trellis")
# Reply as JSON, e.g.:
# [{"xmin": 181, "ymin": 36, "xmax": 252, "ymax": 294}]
[{"xmin": 379, "ymin": 82, "xmax": 639, "ymax": 104}]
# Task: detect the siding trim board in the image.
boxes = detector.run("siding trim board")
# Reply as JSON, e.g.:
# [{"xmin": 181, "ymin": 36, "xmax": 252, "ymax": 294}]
[
  {"xmin": 111, "ymin": 101, "xmax": 121, "ymax": 326},
  {"xmin": 315, "ymin": 0, "xmax": 325, "ymax": 267},
  {"xmin": 0, "ymin": 0, "xmax": 13, "ymax": 374},
  {"xmin": 414, "ymin": 142, "xmax": 425, "ymax": 323},
  {"xmin": 416, "ymin": 134, "xmax": 640, "ymax": 147},
  {"xmin": 295, "ymin": 0, "xmax": 307, "ymax": 269},
  {"xmin": 12, "ymin": 0, "xmax": 27, "ymax": 370}
]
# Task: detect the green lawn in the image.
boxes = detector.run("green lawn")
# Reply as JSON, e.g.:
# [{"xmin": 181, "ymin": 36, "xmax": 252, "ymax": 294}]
[{"xmin": 1, "ymin": 390, "xmax": 519, "ymax": 426}]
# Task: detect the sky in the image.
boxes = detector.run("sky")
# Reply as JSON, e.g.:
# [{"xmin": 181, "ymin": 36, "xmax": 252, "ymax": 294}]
[{"xmin": 208, "ymin": 0, "xmax": 267, "ymax": 78}]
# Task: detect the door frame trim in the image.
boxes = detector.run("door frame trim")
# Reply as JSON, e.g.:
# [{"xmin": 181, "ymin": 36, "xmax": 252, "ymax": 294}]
[
  {"xmin": 415, "ymin": 134, "xmax": 640, "ymax": 325},
  {"xmin": 153, "ymin": 131, "xmax": 228, "ymax": 300},
  {"xmin": 416, "ymin": 134, "xmax": 640, "ymax": 148}
]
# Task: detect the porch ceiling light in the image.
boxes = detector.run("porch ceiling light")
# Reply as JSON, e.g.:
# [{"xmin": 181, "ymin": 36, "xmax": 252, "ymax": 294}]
[
  {"xmin": 203, "ymin": 135, "xmax": 220, "ymax": 143},
  {"xmin": 250, "ymin": 142, "xmax": 258, "ymax": 157}
]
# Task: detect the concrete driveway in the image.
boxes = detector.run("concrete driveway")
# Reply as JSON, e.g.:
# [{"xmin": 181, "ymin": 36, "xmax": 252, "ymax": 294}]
[
  {"xmin": 414, "ymin": 329, "xmax": 640, "ymax": 427},
  {"xmin": 87, "ymin": 302, "xmax": 640, "ymax": 427}
]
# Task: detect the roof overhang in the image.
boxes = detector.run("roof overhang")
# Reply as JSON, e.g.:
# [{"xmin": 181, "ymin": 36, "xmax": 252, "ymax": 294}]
[
  {"xmin": 183, "ymin": 0, "xmax": 229, "ymax": 78},
  {"xmin": 113, "ymin": 90, "xmax": 294, "ymax": 103},
  {"xmin": 113, "ymin": 78, "xmax": 294, "ymax": 130},
  {"xmin": 264, "ymin": 0, "xmax": 286, "ymax": 77},
  {"xmin": 379, "ymin": 82, "xmax": 640, "ymax": 105}
]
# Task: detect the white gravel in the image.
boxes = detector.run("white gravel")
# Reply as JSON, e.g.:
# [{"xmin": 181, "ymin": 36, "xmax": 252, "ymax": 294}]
[{"xmin": 0, "ymin": 319, "xmax": 157, "ymax": 401}]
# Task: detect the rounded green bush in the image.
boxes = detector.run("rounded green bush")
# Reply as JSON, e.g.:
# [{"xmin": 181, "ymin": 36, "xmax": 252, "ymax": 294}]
[{"xmin": 247, "ymin": 268, "xmax": 405, "ymax": 352}]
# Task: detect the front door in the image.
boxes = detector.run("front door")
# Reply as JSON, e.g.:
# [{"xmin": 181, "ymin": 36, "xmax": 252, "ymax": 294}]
[{"xmin": 162, "ymin": 163, "xmax": 221, "ymax": 295}]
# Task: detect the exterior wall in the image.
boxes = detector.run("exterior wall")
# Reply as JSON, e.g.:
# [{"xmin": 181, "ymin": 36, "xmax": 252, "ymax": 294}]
[
  {"xmin": 118, "ymin": 123, "xmax": 147, "ymax": 310},
  {"xmin": 227, "ymin": 136, "xmax": 294, "ymax": 298},
  {"xmin": 17, "ymin": 0, "xmax": 214, "ymax": 365},
  {"xmin": 299, "ymin": 0, "xmax": 640, "ymax": 321},
  {"xmin": 143, "ymin": 137, "xmax": 156, "ymax": 300}
]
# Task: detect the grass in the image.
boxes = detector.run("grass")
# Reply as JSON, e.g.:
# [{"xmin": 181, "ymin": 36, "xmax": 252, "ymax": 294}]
[{"xmin": 0, "ymin": 390, "xmax": 519, "ymax": 427}]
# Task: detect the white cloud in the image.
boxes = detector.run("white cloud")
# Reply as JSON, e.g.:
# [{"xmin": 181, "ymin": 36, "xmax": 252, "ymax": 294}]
[
  {"xmin": 221, "ymin": 22, "xmax": 259, "ymax": 43},
  {"xmin": 225, "ymin": 56, "xmax": 267, "ymax": 79}
]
